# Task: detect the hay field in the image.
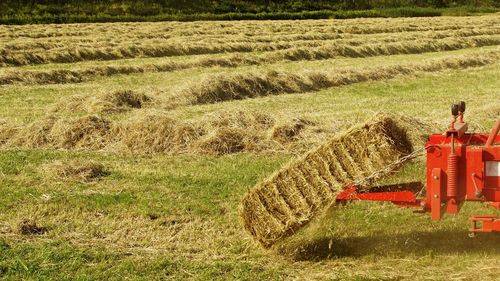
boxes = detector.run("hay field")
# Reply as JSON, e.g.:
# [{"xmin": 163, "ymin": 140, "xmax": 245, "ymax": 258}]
[{"xmin": 0, "ymin": 15, "xmax": 499, "ymax": 280}]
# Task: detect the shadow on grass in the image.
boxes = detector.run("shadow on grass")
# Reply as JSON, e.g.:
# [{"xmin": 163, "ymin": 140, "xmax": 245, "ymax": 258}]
[{"xmin": 278, "ymin": 230, "xmax": 500, "ymax": 261}]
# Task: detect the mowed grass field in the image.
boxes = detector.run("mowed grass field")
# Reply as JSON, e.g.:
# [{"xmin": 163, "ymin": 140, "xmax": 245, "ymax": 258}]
[{"xmin": 0, "ymin": 15, "xmax": 499, "ymax": 280}]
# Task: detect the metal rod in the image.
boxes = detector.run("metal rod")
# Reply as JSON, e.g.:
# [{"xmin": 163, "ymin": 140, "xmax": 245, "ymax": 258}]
[
  {"xmin": 485, "ymin": 119, "xmax": 500, "ymax": 147},
  {"xmin": 451, "ymin": 133, "xmax": 455, "ymax": 152}
]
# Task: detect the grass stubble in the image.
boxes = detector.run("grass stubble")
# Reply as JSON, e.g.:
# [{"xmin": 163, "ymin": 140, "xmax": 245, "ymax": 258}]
[{"xmin": 0, "ymin": 15, "xmax": 499, "ymax": 280}]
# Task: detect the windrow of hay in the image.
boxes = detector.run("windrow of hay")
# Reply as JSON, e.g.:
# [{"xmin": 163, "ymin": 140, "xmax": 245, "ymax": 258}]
[
  {"xmin": 2, "ymin": 35, "xmax": 499, "ymax": 86},
  {"xmin": 8, "ymin": 115, "xmax": 111, "ymax": 150},
  {"xmin": 172, "ymin": 51, "xmax": 500, "ymax": 107},
  {"xmin": 0, "ymin": 69, "xmax": 84, "ymax": 85},
  {"xmin": 0, "ymin": 56, "xmax": 257, "ymax": 86},
  {"xmin": 0, "ymin": 55, "xmax": 265, "ymax": 86},
  {"xmin": 1, "ymin": 111, "xmax": 318, "ymax": 155},
  {"xmin": 0, "ymin": 40, "xmax": 317, "ymax": 67},
  {"xmin": 3, "ymin": 16, "xmax": 498, "ymax": 50},
  {"xmin": 270, "ymin": 35, "xmax": 500, "ymax": 62},
  {"xmin": 240, "ymin": 113, "xmax": 417, "ymax": 248},
  {"xmin": 3, "ymin": 15, "xmax": 496, "ymax": 35},
  {"xmin": 52, "ymin": 90, "xmax": 152, "ymax": 114},
  {"xmin": 3, "ymin": 24, "xmax": 496, "ymax": 53},
  {"xmin": 41, "ymin": 160, "xmax": 108, "ymax": 183}
]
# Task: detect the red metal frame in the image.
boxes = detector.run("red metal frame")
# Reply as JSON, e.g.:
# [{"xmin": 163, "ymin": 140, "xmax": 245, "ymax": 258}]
[
  {"xmin": 470, "ymin": 216, "xmax": 500, "ymax": 234},
  {"xmin": 336, "ymin": 186, "xmax": 421, "ymax": 207},
  {"xmin": 336, "ymin": 113, "xmax": 500, "ymax": 236}
]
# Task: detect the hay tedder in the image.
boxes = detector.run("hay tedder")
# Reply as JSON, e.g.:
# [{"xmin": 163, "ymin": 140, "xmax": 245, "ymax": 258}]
[
  {"xmin": 241, "ymin": 102, "xmax": 500, "ymax": 247},
  {"xmin": 336, "ymin": 102, "xmax": 500, "ymax": 237}
]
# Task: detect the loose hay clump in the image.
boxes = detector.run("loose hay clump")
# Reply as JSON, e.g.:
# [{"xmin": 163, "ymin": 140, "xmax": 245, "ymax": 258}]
[
  {"xmin": 208, "ymin": 110, "xmax": 275, "ymax": 130},
  {"xmin": 53, "ymin": 90, "xmax": 151, "ymax": 114},
  {"xmin": 8, "ymin": 116, "xmax": 58, "ymax": 148},
  {"xmin": 195, "ymin": 127, "xmax": 246, "ymax": 155},
  {"xmin": 240, "ymin": 113, "xmax": 414, "ymax": 248},
  {"xmin": 42, "ymin": 160, "xmax": 108, "ymax": 183},
  {"xmin": 49, "ymin": 115, "xmax": 112, "ymax": 149},
  {"xmin": 114, "ymin": 115, "xmax": 205, "ymax": 154},
  {"xmin": 194, "ymin": 110, "xmax": 279, "ymax": 154},
  {"xmin": 271, "ymin": 118, "xmax": 313, "ymax": 144},
  {"xmin": 97, "ymin": 90, "xmax": 151, "ymax": 113},
  {"xmin": 7, "ymin": 115, "xmax": 112, "ymax": 150},
  {"xmin": 0, "ymin": 120, "xmax": 19, "ymax": 145},
  {"xmin": 18, "ymin": 219, "xmax": 47, "ymax": 235}
]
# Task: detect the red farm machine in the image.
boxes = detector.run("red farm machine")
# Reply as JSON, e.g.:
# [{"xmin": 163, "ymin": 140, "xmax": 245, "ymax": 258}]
[{"xmin": 336, "ymin": 102, "xmax": 500, "ymax": 237}]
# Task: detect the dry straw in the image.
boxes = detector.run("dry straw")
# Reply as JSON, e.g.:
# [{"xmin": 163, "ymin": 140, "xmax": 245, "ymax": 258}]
[
  {"xmin": 270, "ymin": 35, "xmax": 500, "ymax": 62},
  {"xmin": 0, "ymin": 54, "xmax": 265, "ymax": 85},
  {"xmin": 53, "ymin": 90, "xmax": 151, "ymax": 114},
  {"xmin": 240, "ymin": 113, "xmax": 418, "ymax": 248},
  {"xmin": 0, "ymin": 41, "xmax": 302, "ymax": 67},
  {"xmin": 173, "ymin": 51, "xmax": 499, "ymax": 107},
  {"xmin": 1, "ymin": 110, "xmax": 317, "ymax": 155},
  {"xmin": 2, "ymin": 36, "xmax": 499, "ymax": 86},
  {"xmin": 42, "ymin": 160, "xmax": 108, "ymax": 183},
  {"xmin": 0, "ymin": 120, "xmax": 19, "ymax": 145},
  {"xmin": 8, "ymin": 115, "xmax": 111, "ymax": 150},
  {"xmin": 113, "ymin": 115, "xmax": 205, "ymax": 154}
]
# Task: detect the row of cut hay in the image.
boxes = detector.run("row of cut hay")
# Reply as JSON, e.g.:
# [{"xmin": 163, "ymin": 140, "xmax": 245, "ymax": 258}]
[
  {"xmin": 429, "ymin": 28, "xmax": 500, "ymax": 40},
  {"xmin": 3, "ymin": 15, "xmax": 497, "ymax": 42},
  {"xmin": 142, "ymin": 27, "xmax": 500, "ymax": 47},
  {"xmin": 4, "ymin": 25, "xmax": 496, "ymax": 53},
  {"xmin": 2, "ymin": 35, "xmax": 498, "ymax": 86},
  {"xmin": 0, "ymin": 31, "xmax": 89, "ymax": 40},
  {"xmin": 0, "ymin": 55, "xmax": 265, "ymax": 85},
  {"xmin": 0, "ymin": 32, "xmax": 344, "ymax": 53},
  {"xmin": 339, "ymin": 21, "xmax": 497, "ymax": 35},
  {"xmin": 0, "ymin": 111, "xmax": 315, "ymax": 155},
  {"xmin": 0, "ymin": 40, "xmax": 320, "ymax": 67},
  {"xmin": 172, "ymin": 50, "xmax": 500, "ymax": 107},
  {"xmin": 240, "ymin": 113, "xmax": 416, "ymax": 248},
  {"xmin": 0, "ymin": 69, "xmax": 85, "ymax": 85},
  {"xmin": 270, "ymin": 35, "xmax": 500, "ymax": 61},
  {"xmin": 1, "ymin": 30, "xmax": 498, "ymax": 68},
  {"xmin": 52, "ymin": 90, "xmax": 152, "ymax": 114}
]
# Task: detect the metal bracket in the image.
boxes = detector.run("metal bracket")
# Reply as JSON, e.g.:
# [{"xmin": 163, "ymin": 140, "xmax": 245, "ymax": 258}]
[{"xmin": 430, "ymin": 168, "xmax": 444, "ymax": 220}]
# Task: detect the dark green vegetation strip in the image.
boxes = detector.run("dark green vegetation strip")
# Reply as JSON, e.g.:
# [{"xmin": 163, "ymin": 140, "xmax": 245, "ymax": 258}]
[{"xmin": 1, "ymin": 0, "xmax": 499, "ymax": 25}]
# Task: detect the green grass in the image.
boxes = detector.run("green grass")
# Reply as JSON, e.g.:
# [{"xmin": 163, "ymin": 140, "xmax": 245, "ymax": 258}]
[
  {"xmin": 0, "ymin": 149, "xmax": 498, "ymax": 280},
  {"xmin": 1, "ymin": 45, "xmax": 498, "ymax": 123},
  {"xmin": 1, "ymin": 17, "xmax": 499, "ymax": 280},
  {"xmin": 0, "ymin": 150, "xmax": 292, "ymax": 280},
  {"xmin": 0, "ymin": 8, "xmax": 461, "ymax": 25},
  {"xmin": 1, "ymin": 6, "xmax": 499, "ymax": 25}
]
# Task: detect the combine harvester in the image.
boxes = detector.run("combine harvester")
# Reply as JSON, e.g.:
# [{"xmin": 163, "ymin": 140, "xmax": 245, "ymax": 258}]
[{"xmin": 241, "ymin": 102, "xmax": 500, "ymax": 247}]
